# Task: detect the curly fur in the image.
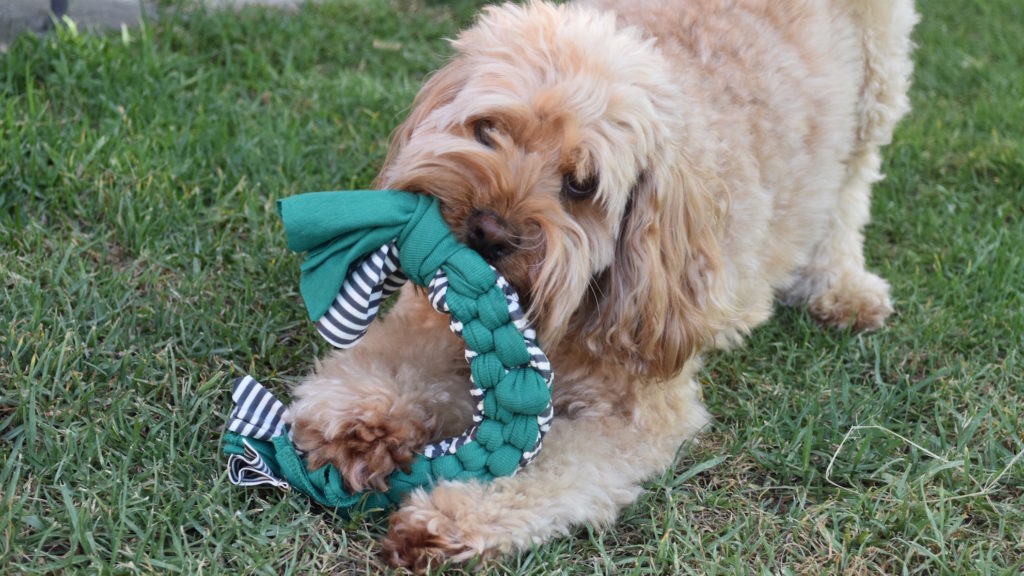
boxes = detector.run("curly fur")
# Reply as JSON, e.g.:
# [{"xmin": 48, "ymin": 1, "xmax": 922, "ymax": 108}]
[{"xmin": 286, "ymin": 0, "xmax": 917, "ymax": 570}]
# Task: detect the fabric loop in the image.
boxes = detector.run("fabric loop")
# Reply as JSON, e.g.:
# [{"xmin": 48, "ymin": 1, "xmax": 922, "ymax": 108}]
[
  {"xmin": 454, "ymin": 441, "xmax": 489, "ymax": 470},
  {"xmin": 441, "ymin": 250, "xmax": 497, "ymax": 298},
  {"xmin": 475, "ymin": 420, "xmax": 505, "ymax": 452},
  {"xmin": 495, "ymin": 369, "xmax": 551, "ymax": 415},
  {"xmin": 461, "ymin": 320, "xmax": 495, "ymax": 354},
  {"xmin": 493, "ymin": 323, "xmax": 532, "ymax": 367},
  {"xmin": 444, "ymin": 289, "xmax": 478, "ymax": 322},
  {"xmin": 503, "ymin": 415, "xmax": 540, "ymax": 452},
  {"xmin": 225, "ymin": 190, "xmax": 555, "ymax": 516},
  {"xmin": 476, "ymin": 286, "xmax": 511, "ymax": 330},
  {"xmin": 470, "ymin": 353, "xmax": 505, "ymax": 389},
  {"xmin": 486, "ymin": 445, "xmax": 523, "ymax": 477},
  {"xmin": 396, "ymin": 195, "xmax": 462, "ymax": 286},
  {"xmin": 430, "ymin": 454, "xmax": 464, "ymax": 479}
]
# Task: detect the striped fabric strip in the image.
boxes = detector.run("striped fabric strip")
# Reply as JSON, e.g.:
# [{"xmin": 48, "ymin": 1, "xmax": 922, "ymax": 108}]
[
  {"xmin": 228, "ymin": 375, "xmax": 287, "ymax": 441},
  {"xmin": 227, "ymin": 438, "xmax": 290, "ymax": 490},
  {"xmin": 226, "ymin": 376, "xmax": 291, "ymax": 489},
  {"xmin": 316, "ymin": 243, "xmax": 406, "ymax": 349}
]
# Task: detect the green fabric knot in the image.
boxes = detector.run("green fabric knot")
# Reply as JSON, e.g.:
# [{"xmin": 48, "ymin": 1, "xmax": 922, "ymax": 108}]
[
  {"xmin": 278, "ymin": 190, "xmax": 453, "ymax": 320},
  {"xmin": 277, "ymin": 190, "xmax": 499, "ymax": 320}
]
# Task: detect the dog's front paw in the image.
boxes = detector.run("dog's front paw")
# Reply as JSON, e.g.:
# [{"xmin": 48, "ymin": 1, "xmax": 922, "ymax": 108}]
[
  {"xmin": 382, "ymin": 492, "xmax": 485, "ymax": 573},
  {"xmin": 808, "ymin": 271, "xmax": 894, "ymax": 331},
  {"xmin": 290, "ymin": 400, "xmax": 431, "ymax": 492}
]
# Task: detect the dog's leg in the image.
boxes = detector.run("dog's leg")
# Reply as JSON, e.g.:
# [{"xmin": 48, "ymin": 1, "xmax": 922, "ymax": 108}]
[
  {"xmin": 784, "ymin": 168, "xmax": 895, "ymax": 331},
  {"xmin": 381, "ymin": 370, "xmax": 710, "ymax": 572},
  {"xmin": 287, "ymin": 287, "xmax": 474, "ymax": 492},
  {"xmin": 785, "ymin": 0, "xmax": 917, "ymax": 331}
]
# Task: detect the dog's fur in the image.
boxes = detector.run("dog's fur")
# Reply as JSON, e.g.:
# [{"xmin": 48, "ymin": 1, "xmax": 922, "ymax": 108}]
[{"xmin": 286, "ymin": 0, "xmax": 918, "ymax": 570}]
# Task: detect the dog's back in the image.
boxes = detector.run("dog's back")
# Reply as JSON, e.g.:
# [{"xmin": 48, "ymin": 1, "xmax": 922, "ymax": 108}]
[{"xmin": 579, "ymin": 0, "xmax": 917, "ymax": 333}]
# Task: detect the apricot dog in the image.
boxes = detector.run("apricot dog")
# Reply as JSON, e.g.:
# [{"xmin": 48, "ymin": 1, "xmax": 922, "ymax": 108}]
[{"xmin": 287, "ymin": 0, "xmax": 917, "ymax": 569}]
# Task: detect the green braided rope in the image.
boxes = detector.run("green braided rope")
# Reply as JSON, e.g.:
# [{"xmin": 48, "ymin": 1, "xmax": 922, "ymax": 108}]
[{"xmin": 229, "ymin": 190, "xmax": 553, "ymax": 512}]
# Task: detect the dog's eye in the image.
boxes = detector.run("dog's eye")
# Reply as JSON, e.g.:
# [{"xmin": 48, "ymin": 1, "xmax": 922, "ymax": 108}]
[
  {"xmin": 562, "ymin": 173, "xmax": 599, "ymax": 200},
  {"xmin": 473, "ymin": 120, "xmax": 496, "ymax": 149}
]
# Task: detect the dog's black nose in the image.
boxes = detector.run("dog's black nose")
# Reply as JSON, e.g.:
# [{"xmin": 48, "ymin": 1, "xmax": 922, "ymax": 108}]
[{"xmin": 465, "ymin": 209, "xmax": 517, "ymax": 261}]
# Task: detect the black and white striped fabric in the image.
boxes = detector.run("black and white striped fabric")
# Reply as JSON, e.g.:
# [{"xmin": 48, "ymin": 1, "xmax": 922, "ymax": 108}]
[
  {"xmin": 316, "ymin": 243, "xmax": 406, "ymax": 348},
  {"xmin": 228, "ymin": 375, "xmax": 287, "ymax": 440},
  {"xmin": 226, "ymin": 376, "xmax": 290, "ymax": 490},
  {"xmin": 312, "ymin": 242, "xmax": 555, "ymax": 472}
]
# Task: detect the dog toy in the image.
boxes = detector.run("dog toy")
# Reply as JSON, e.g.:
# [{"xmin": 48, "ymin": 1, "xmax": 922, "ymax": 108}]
[{"xmin": 222, "ymin": 190, "xmax": 554, "ymax": 515}]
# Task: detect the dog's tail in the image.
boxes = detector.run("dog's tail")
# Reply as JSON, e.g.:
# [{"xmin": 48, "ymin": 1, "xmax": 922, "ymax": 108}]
[{"xmin": 835, "ymin": 0, "xmax": 919, "ymax": 165}]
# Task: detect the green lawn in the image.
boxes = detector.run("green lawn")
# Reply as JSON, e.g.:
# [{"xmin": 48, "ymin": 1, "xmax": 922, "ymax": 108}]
[{"xmin": 1, "ymin": 0, "xmax": 1022, "ymax": 573}]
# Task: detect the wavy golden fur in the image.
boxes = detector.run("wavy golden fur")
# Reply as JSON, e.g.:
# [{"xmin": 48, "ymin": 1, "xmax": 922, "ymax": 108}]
[{"xmin": 286, "ymin": 0, "xmax": 918, "ymax": 570}]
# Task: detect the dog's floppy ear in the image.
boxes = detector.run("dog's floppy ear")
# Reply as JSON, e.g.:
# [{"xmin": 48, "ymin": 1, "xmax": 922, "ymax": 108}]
[
  {"xmin": 375, "ymin": 59, "xmax": 470, "ymax": 188},
  {"xmin": 582, "ymin": 157, "xmax": 724, "ymax": 380}
]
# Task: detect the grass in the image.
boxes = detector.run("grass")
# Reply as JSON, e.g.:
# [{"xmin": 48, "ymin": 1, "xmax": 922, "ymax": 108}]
[{"xmin": 1, "ymin": 0, "xmax": 1021, "ymax": 573}]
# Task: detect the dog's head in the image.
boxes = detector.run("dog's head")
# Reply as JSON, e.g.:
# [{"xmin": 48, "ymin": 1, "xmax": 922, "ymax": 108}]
[{"xmin": 376, "ymin": 1, "xmax": 725, "ymax": 379}]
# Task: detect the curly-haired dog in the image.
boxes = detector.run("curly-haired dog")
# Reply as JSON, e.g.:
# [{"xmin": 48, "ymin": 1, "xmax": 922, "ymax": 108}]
[{"xmin": 286, "ymin": 0, "xmax": 917, "ymax": 569}]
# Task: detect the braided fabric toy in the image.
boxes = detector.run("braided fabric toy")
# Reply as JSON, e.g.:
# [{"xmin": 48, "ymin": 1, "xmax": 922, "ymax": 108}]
[{"xmin": 222, "ymin": 190, "xmax": 554, "ymax": 514}]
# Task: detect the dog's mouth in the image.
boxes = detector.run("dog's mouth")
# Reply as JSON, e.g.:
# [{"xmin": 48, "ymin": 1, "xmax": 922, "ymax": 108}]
[
  {"xmin": 395, "ymin": 186, "xmax": 546, "ymax": 324},
  {"xmin": 449, "ymin": 209, "xmax": 541, "ymax": 311}
]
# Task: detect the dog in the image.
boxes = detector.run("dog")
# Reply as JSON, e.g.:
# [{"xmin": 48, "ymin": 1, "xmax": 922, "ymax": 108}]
[{"xmin": 285, "ymin": 0, "xmax": 917, "ymax": 570}]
